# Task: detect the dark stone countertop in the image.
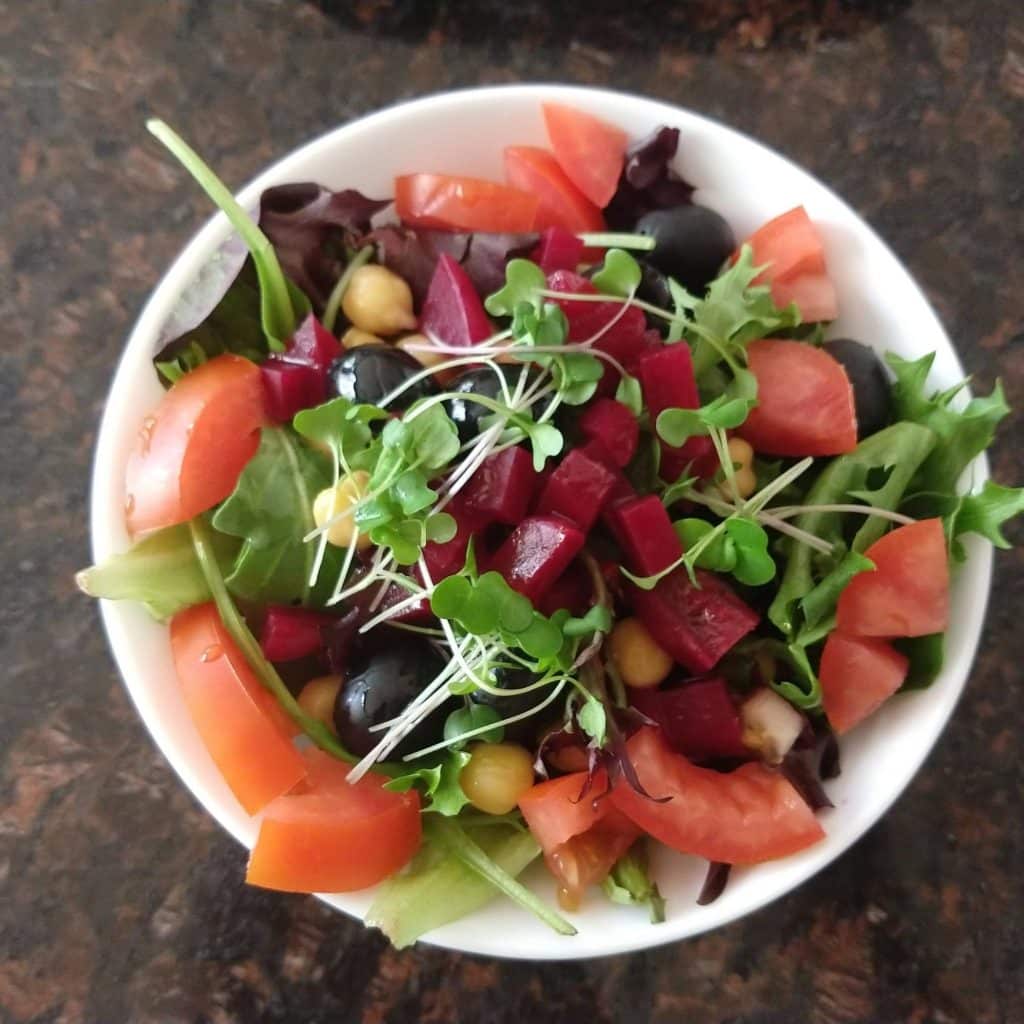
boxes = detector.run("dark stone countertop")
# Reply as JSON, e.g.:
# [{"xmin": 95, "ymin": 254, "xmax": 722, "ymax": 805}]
[{"xmin": 2, "ymin": 1, "xmax": 1022, "ymax": 1021}]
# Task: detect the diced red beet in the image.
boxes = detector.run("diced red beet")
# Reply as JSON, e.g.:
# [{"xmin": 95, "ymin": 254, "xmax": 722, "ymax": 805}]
[
  {"xmin": 606, "ymin": 494, "xmax": 682, "ymax": 577},
  {"xmin": 421, "ymin": 252, "xmax": 493, "ymax": 348},
  {"xmin": 422, "ymin": 494, "xmax": 488, "ymax": 583},
  {"xmin": 539, "ymin": 560, "xmax": 591, "ymax": 616},
  {"xmin": 260, "ymin": 606, "xmax": 336, "ymax": 662},
  {"xmin": 578, "ymin": 398, "xmax": 639, "ymax": 468},
  {"xmin": 636, "ymin": 344, "xmax": 718, "ymax": 479},
  {"xmin": 629, "ymin": 569, "xmax": 759, "ymax": 674},
  {"xmin": 284, "ymin": 314, "xmax": 342, "ymax": 372},
  {"xmin": 630, "ymin": 677, "xmax": 749, "ymax": 762},
  {"xmin": 531, "ymin": 226, "xmax": 585, "ymax": 275},
  {"xmin": 376, "ymin": 580, "xmax": 434, "ymax": 624},
  {"xmin": 463, "ymin": 446, "xmax": 538, "ymax": 526},
  {"xmin": 489, "ymin": 515, "xmax": 585, "ymax": 604},
  {"xmin": 535, "ymin": 448, "xmax": 617, "ymax": 533},
  {"xmin": 260, "ymin": 359, "xmax": 327, "ymax": 422},
  {"xmin": 598, "ymin": 465, "xmax": 637, "ymax": 533}
]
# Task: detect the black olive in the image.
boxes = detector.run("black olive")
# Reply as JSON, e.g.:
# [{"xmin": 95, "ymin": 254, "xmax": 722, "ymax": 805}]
[
  {"xmin": 636, "ymin": 261, "xmax": 673, "ymax": 311},
  {"xmin": 470, "ymin": 667, "xmax": 552, "ymax": 745},
  {"xmin": 334, "ymin": 636, "xmax": 450, "ymax": 757},
  {"xmin": 326, "ymin": 344, "xmax": 437, "ymax": 411},
  {"xmin": 444, "ymin": 365, "xmax": 530, "ymax": 445},
  {"xmin": 823, "ymin": 338, "xmax": 893, "ymax": 439},
  {"xmin": 635, "ymin": 204, "xmax": 736, "ymax": 294}
]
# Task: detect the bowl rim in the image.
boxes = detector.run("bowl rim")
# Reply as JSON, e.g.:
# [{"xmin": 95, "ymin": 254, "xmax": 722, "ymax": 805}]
[{"xmin": 90, "ymin": 82, "xmax": 993, "ymax": 960}]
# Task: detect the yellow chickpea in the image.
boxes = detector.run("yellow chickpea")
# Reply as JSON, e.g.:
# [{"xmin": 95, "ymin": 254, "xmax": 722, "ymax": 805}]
[
  {"xmin": 298, "ymin": 675, "xmax": 343, "ymax": 733},
  {"xmin": 341, "ymin": 265, "xmax": 416, "ymax": 336},
  {"xmin": 395, "ymin": 333, "xmax": 445, "ymax": 369},
  {"xmin": 718, "ymin": 436, "xmax": 757, "ymax": 500},
  {"xmin": 608, "ymin": 617, "xmax": 674, "ymax": 689},
  {"xmin": 459, "ymin": 742, "xmax": 536, "ymax": 815},
  {"xmin": 312, "ymin": 471, "xmax": 372, "ymax": 550},
  {"xmin": 342, "ymin": 326, "xmax": 385, "ymax": 349}
]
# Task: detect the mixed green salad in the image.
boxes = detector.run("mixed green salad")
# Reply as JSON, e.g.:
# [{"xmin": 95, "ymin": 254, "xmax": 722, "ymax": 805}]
[{"xmin": 79, "ymin": 102, "xmax": 1023, "ymax": 945}]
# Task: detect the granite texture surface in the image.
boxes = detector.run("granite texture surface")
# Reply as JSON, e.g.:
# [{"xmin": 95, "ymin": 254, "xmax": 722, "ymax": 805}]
[{"xmin": 2, "ymin": 0, "xmax": 1023, "ymax": 1021}]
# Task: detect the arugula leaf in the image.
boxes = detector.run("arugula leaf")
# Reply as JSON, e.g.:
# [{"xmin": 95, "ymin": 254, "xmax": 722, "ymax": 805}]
[
  {"xmin": 886, "ymin": 352, "xmax": 1011, "ymax": 496},
  {"xmin": 75, "ymin": 523, "xmax": 238, "ymax": 620},
  {"xmin": 768, "ymin": 422, "xmax": 936, "ymax": 638},
  {"xmin": 602, "ymin": 844, "xmax": 666, "ymax": 924},
  {"xmin": 946, "ymin": 480, "xmax": 1024, "ymax": 559},
  {"xmin": 148, "ymin": 120, "xmax": 308, "ymax": 350},
  {"xmin": 485, "ymin": 259, "xmax": 546, "ymax": 316},
  {"xmin": 385, "ymin": 750, "xmax": 472, "ymax": 815},
  {"xmin": 212, "ymin": 427, "xmax": 342, "ymax": 605},
  {"xmin": 591, "ymin": 248, "xmax": 642, "ymax": 297},
  {"xmin": 796, "ymin": 550, "xmax": 875, "ymax": 646}
]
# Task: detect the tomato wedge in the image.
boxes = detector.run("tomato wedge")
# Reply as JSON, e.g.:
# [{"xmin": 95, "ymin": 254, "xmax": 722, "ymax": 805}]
[
  {"xmin": 519, "ymin": 770, "xmax": 640, "ymax": 908},
  {"xmin": 126, "ymin": 354, "xmax": 263, "ymax": 535},
  {"xmin": 170, "ymin": 602, "xmax": 305, "ymax": 815},
  {"xmin": 771, "ymin": 272, "xmax": 839, "ymax": 324},
  {"xmin": 395, "ymin": 173, "xmax": 539, "ymax": 232},
  {"xmin": 737, "ymin": 339, "xmax": 857, "ymax": 456},
  {"xmin": 836, "ymin": 518, "xmax": 950, "ymax": 637},
  {"xmin": 246, "ymin": 749, "xmax": 421, "ymax": 893},
  {"xmin": 504, "ymin": 146, "xmax": 605, "ymax": 233},
  {"xmin": 820, "ymin": 631, "xmax": 909, "ymax": 733},
  {"xmin": 542, "ymin": 102, "xmax": 628, "ymax": 208},
  {"xmin": 610, "ymin": 727, "xmax": 825, "ymax": 864}
]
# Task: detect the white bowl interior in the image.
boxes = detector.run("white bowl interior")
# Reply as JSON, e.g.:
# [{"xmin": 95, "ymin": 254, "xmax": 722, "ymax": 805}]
[{"xmin": 91, "ymin": 84, "xmax": 992, "ymax": 959}]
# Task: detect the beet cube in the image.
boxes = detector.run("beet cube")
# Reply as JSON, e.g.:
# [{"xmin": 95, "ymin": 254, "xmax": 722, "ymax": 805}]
[
  {"xmin": 463, "ymin": 446, "xmax": 538, "ymax": 525},
  {"xmin": 532, "ymin": 226, "xmax": 585, "ymax": 275},
  {"xmin": 285, "ymin": 314, "xmax": 342, "ymax": 371},
  {"xmin": 606, "ymin": 494, "xmax": 682, "ymax": 577},
  {"xmin": 260, "ymin": 606, "xmax": 336, "ymax": 662},
  {"xmin": 260, "ymin": 359, "xmax": 327, "ymax": 422},
  {"xmin": 578, "ymin": 398, "xmax": 639, "ymax": 468},
  {"xmin": 535, "ymin": 448, "xmax": 617, "ymax": 533},
  {"xmin": 421, "ymin": 252, "xmax": 493, "ymax": 348},
  {"xmin": 489, "ymin": 515, "xmax": 585, "ymax": 604}
]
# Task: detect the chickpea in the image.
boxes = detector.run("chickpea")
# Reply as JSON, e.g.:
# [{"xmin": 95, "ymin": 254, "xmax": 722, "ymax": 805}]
[
  {"xmin": 298, "ymin": 675, "xmax": 343, "ymax": 733},
  {"xmin": 718, "ymin": 436, "xmax": 757, "ymax": 500},
  {"xmin": 459, "ymin": 742, "xmax": 535, "ymax": 815},
  {"xmin": 342, "ymin": 326, "xmax": 385, "ymax": 349},
  {"xmin": 312, "ymin": 471, "xmax": 372, "ymax": 550},
  {"xmin": 608, "ymin": 617, "xmax": 673, "ymax": 689},
  {"xmin": 341, "ymin": 265, "xmax": 416, "ymax": 336},
  {"xmin": 396, "ymin": 333, "xmax": 445, "ymax": 369}
]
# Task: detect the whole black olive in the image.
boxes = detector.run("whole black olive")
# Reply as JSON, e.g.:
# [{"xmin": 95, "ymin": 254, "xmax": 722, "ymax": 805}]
[
  {"xmin": 470, "ymin": 667, "xmax": 552, "ymax": 745},
  {"xmin": 823, "ymin": 338, "xmax": 893, "ymax": 439},
  {"xmin": 444, "ymin": 365, "xmax": 531, "ymax": 444},
  {"xmin": 635, "ymin": 204, "xmax": 736, "ymax": 294},
  {"xmin": 636, "ymin": 261, "xmax": 673, "ymax": 311},
  {"xmin": 334, "ymin": 637, "xmax": 450, "ymax": 757},
  {"xmin": 327, "ymin": 344, "xmax": 437, "ymax": 411}
]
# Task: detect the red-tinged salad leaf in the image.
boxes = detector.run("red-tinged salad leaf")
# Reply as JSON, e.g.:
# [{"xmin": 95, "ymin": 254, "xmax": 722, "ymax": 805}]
[
  {"xmin": 696, "ymin": 861, "xmax": 731, "ymax": 906},
  {"xmin": 370, "ymin": 225, "xmax": 537, "ymax": 307},
  {"xmin": 259, "ymin": 183, "xmax": 390, "ymax": 308},
  {"xmin": 604, "ymin": 126, "xmax": 695, "ymax": 230}
]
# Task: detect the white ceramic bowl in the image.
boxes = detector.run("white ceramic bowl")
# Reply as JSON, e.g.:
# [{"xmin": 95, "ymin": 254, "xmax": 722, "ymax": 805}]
[{"xmin": 90, "ymin": 84, "xmax": 992, "ymax": 959}]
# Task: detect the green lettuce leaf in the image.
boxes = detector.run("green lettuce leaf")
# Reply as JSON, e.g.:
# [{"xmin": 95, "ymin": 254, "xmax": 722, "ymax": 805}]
[
  {"xmin": 894, "ymin": 633, "xmax": 945, "ymax": 691},
  {"xmin": 384, "ymin": 751, "xmax": 472, "ymax": 816},
  {"xmin": 602, "ymin": 843, "xmax": 666, "ymax": 924}
]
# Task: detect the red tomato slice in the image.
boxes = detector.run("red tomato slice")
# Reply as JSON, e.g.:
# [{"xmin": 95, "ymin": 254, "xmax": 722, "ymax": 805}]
[
  {"xmin": 246, "ymin": 749, "xmax": 421, "ymax": 893},
  {"xmin": 126, "ymin": 354, "xmax": 263, "ymax": 535},
  {"xmin": 771, "ymin": 271, "xmax": 839, "ymax": 323},
  {"xmin": 504, "ymin": 146, "xmax": 605, "ymax": 233},
  {"xmin": 737, "ymin": 339, "xmax": 857, "ymax": 456},
  {"xmin": 542, "ymin": 102, "xmax": 628, "ymax": 208},
  {"xmin": 170, "ymin": 603, "xmax": 305, "ymax": 815},
  {"xmin": 820, "ymin": 632, "xmax": 910, "ymax": 733},
  {"xmin": 519, "ymin": 770, "xmax": 639, "ymax": 907},
  {"xmin": 743, "ymin": 206, "xmax": 827, "ymax": 282},
  {"xmin": 836, "ymin": 518, "xmax": 950, "ymax": 637},
  {"xmin": 395, "ymin": 173, "xmax": 539, "ymax": 232},
  {"xmin": 610, "ymin": 727, "xmax": 825, "ymax": 864}
]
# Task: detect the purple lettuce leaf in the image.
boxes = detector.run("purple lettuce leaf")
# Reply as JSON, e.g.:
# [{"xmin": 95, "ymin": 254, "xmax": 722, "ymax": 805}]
[{"xmin": 604, "ymin": 126, "xmax": 695, "ymax": 230}]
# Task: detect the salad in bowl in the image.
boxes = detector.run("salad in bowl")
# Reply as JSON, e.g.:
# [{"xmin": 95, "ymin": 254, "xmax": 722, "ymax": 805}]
[{"xmin": 79, "ymin": 87, "xmax": 1022, "ymax": 955}]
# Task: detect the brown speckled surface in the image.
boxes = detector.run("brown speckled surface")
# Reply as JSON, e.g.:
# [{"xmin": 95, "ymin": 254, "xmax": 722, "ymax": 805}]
[{"xmin": 2, "ymin": 1, "xmax": 1023, "ymax": 1021}]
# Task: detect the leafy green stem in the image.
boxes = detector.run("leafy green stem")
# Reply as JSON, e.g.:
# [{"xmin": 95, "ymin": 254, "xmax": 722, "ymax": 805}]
[{"xmin": 322, "ymin": 244, "xmax": 374, "ymax": 333}]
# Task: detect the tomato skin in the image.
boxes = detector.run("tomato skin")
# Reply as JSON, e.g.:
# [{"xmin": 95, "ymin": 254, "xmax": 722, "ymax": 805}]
[
  {"xmin": 246, "ymin": 749, "xmax": 421, "ymax": 894},
  {"xmin": 126, "ymin": 354, "xmax": 263, "ymax": 535},
  {"xmin": 170, "ymin": 603, "xmax": 306, "ymax": 815},
  {"xmin": 395, "ymin": 173, "xmax": 539, "ymax": 232},
  {"xmin": 504, "ymin": 146, "xmax": 605, "ymax": 233},
  {"xmin": 737, "ymin": 339, "xmax": 857, "ymax": 456},
  {"xmin": 519, "ymin": 771, "xmax": 609, "ymax": 851},
  {"xmin": 542, "ymin": 103, "xmax": 628, "ymax": 208},
  {"xmin": 820, "ymin": 632, "xmax": 909, "ymax": 733},
  {"xmin": 770, "ymin": 272, "xmax": 838, "ymax": 324},
  {"xmin": 610, "ymin": 727, "xmax": 825, "ymax": 864},
  {"xmin": 836, "ymin": 518, "xmax": 950, "ymax": 637}
]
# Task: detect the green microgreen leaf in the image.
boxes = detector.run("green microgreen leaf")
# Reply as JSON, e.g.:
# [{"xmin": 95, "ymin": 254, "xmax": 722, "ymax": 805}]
[
  {"xmin": 615, "ymin": 374, "xmax": 643, "ymax": 416},
  {"xmin": 444, "ymin": 704, "xmax": 504, "ymax": 747},
  {"xmin": 591, "ymin": 248, "xmax": 642, "ymax": 297},
  {"xmin": 485, "ymin": 259, "xmax": 546, "ymax": 316},
  {"xmin": 724, "ymin": 517, "xmax": 776, "ymax": 586}
]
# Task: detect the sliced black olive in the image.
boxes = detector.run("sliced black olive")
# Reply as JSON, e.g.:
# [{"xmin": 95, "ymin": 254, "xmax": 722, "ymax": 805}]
[
  {"xmin": 334, "ymin": 636, "xmax": 450, "ymax": 757},
  {"xmin": 823, "ymin": 338, "xmax": 893, "ymax": 439},
  {"xmin": 635, "ymin": 204, "xmax": 736, "ymax": 294},
  {"xmin": 326, "ymin": 343, "xmax": 437, "ymax": 411},
  {"xmin": 444, "ymin": 365, "xmax": 531, "ymax": 444}
]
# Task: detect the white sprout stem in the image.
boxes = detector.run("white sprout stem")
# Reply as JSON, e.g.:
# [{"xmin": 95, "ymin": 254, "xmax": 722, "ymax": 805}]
[
  {"xmin": 401, "ymin": 681, "xmax": 568, "ymax": 761},
  {"xmin": 307, "ymin": 443, "xmax": 340, "ymax": 588},
  {"xmin": 538, "ymin": 287, "xmax": 675, "ymax": 323},
  {"xmin": 744, "ymin": 457, "xmax": 816, "ymax": 516},
  {"xmin": 577, "ymin": 232, "xmax": 656, "ymax": 251},
  {"xmin": 758, "ymin": 511, "xmax": 834, "ymax": 554},
  {"xmin": 770, "ymin": 503, "xmax": 917, "ymax": 525},
  {"xmin": 358, "ymin": 585, "xmax": 430, "ymax": 633}
]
